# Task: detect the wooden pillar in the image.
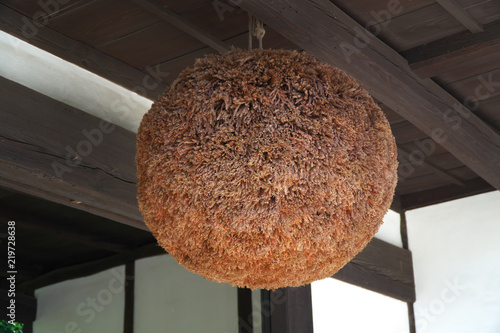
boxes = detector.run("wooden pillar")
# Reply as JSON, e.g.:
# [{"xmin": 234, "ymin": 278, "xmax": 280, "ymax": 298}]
[
  {"xmin": 400, "ymin": 211, "xmax": 416, "ymax": 333},
  {"xmin": 269, "ymin": 286, "xmax": 313, "ymax": 333},
  {"xmin": 124, "ymin": 262, "xmax": 135, "ymax": 333},
  {"xmin": 237, "ymin": 288, "xmax": 254, "ymax": 333}
]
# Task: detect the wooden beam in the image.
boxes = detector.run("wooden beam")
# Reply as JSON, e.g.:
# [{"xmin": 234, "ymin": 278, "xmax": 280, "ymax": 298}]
[
  {"xmin": 0, "ymin": 4, "xmax": 166, "ymax": 99},
  {"xmin": 390, "ymin": 195, "xmax": 403, "ymax": 214},
  {"xmin": 402, "ymin": 20, "xmax": 500, "ymax": 79},
  {"xmin": 0, "ymin": 76, "xmax": 145, "ymax": 230},
  {"xmin": 239, "ymin": 0, "xmax": 500, "ymax": 191},
  {"xmin": 0, "ymin": 208, "xmax": 132, "ymax": 253},
  {"xmin": 131, "ymin": 0, "xmax": 231, "ymax": 54},
  {"xmin": 18, "ymin": 243, "xmax": 164, "ymax": 293},
  {"xmin": 333, "ymin": 238, "xmax": 415, "ymax": 302},
  {"xmin": 400, "ymin": 177, "xmax": 496, "ymax": 210},
  {"xmin": 270, "ymin": 286, "xmax": 313, "ymax": 333},
  {"xmin": 436, "ymin": 0, "xmax": 483, "ymax": 33}
]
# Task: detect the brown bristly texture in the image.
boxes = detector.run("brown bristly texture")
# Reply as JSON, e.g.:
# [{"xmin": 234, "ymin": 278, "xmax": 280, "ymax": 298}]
[{"xmin": 136, "ymin": 49, "xmax": 398, "ymax": 289}]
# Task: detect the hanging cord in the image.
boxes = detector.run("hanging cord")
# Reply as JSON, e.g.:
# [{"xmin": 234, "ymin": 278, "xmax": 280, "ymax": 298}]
[
  {"xmin": 248, "ymin": 13, "xmax": 253, "ymax": 51},
  {"xmin": 248, "ymin": 13, "xmax": 266, "ymax": 51}
]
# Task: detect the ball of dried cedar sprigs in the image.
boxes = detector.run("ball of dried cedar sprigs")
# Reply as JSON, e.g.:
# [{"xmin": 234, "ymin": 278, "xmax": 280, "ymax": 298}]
[{"xmin": 136, "ymin": 49, "xmax": 397, "ymax": 289}]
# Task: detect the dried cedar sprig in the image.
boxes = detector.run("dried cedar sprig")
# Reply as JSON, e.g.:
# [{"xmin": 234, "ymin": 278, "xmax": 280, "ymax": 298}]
[{"xmin": 136, "ymin": 49, "xmax": 398, "ymax": 289}]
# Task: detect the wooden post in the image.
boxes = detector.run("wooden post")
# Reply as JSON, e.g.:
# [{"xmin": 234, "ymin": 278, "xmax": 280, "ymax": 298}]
[
  {"xmin": 400, "ymin": 211, "xmax": 416, "ymax": 333},
  {"xmin": 270, "ymin": 286, "xmax": 313, "ymax": 333},
  {"xmin": 238, "ymin": 288, "xmax": 254, "ymax": 333},
  {"xmin": 124, "ymin": 261, "xmax": 135, "ymax": 333}
]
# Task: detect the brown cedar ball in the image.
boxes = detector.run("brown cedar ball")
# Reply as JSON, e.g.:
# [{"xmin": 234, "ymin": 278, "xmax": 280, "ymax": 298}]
[{"xmin": 136, "ymin": 49, "xmax": 398, "ymax": 290}]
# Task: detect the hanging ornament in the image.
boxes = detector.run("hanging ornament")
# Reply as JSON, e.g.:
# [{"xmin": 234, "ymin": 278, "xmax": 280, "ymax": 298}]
[{"xmin": 136, "ymin": 49, "xmax": 398, "ymax": 289}]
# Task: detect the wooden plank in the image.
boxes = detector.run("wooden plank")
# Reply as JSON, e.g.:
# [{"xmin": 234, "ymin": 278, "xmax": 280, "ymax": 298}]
[
  {"xmin": 445, "ymin": 67, "xmax": 500, "ymax": 102},
  {"xmin": 466, "ymin": 0, "xmax": 500, "ymax": 24},
  {"xmin": 333, "ymin": 0, "xmax": 435, "ymax": 26},
  {"xmin": 0, "ymin": 0, "xmax": 95, "ymax": 21},
  {"xmin": 478, "ymin": 95, "xmax": 500, "ymax": 124},
  {"xmin": 333, "ymin": 237, "xmax": 416, "ymax": 302},
  {"xmin": 0, "ymin": 77, "xmax": 145, "ymax": 230},
  {"xmin": 400, "ymin": 177, "xmax": 495, "ymax": 210},
  {"xmin": 397, "ymin": 146, "xmax": 466, "ymax": 186},
  {"xmin": 131, "ymin": 0, "xmax": 231, "ymax": 54},
  {"xmin": 18, "ymin": 243, "xmax": 164, "ymax": 293},
  {"xmin": 403, "ymin": 20, "xmax": 500, "ymax": 79},
  {"xmin": 369, "ymin": 3, "xmax": 465, "ymax": 51},
  {"xmin": 436, "ymin": 0, "xmax": 483, "ymax": 33},
  {"xmin": 396, "ymin": 166, "xmax": 478, "ymax": 196},
  {"xmin": 239, "ymin": 0, "xmax": 500, "ymax": 191},
  {"xmin": 124, "ymin": 261, "xmax": 135, "ymax": 333},
  {"xmin": 412, "ymin": 38, "xmax": 500, "ymax": 79},
  {"xmin": 98, "ymin": 21, "xmax": 208, "ymax": 69},
  {"xmin": 45, "ymin": 0, "xmax": 163, "ymax": 47},
  {"xmin": 238, "ymin": 288, "xmax": 254, "ymax": 333},
  {"xmin": 270, "ymin": 286, "xmax": 313, "ymax": 333},
  {"xmin": 0, "ymin": 4, "xmax": 166, "ymax": 99}
]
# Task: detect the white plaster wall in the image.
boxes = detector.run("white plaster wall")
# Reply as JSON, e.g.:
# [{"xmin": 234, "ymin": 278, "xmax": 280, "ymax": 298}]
[
  {"xmin": 0, "ymin": 31, "xmax": 151, "ymax": 133},
  {"xmin": 134, "ymin": 254, "xmax": 238, "ymax": 333},
  {"xmin": 312, "ymin": 209, "xmax": 409, "ymax": 332},
  {"xmin": 375, "ymin": 209, "xmax": 403, "ymax": 247},
  {"xmin": 407, "ymin": 191, "xmax": 500, "ymax": 333},
  {"xmin": 312, "ymin": 278, "xmax": 410, "ymax": 333},
  {"xmin": 34, "ymin": 266, "xmax": 125, "ymax": 333}
]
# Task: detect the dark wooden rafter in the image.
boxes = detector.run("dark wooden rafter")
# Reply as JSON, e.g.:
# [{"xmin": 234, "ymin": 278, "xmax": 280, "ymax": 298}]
[
  {"xmin": 0, "ymin": 208, "xmax": 132, "ymax": 253},
  {"xmin": 436, "ymin": 0, "xmax": 483, "ymax": 33},
  {"xmin": 238, "ymin": 0, "xmax": 500, "ymax": 191},
  {"xmin": 400, "ymin": 177, "xmax": 495, "ymax": 210},
  {"xmin": 397, "ymin": 146, "xmax": 465, "ymax": 186},
  {"xmin": 402, "ymin": 20, "xmax": 500, "ymax": 79},
  {"xmin": 18, "ymin": 243, "xmax": 163, "ymax": 294},
  {"xmin": 0, "ymin": 4, "xmax": 166, "ymax": 99},
  {"xmin": 130, "ymin": 0, "xmax": 232, "ymax": 54},
  {"xmin": 333, "ymin": 237, "xmax": 415, "ymax": 302},
  {"xmin": 34, "ymin": 0, "xmax": 98, "ymax": 23}
]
